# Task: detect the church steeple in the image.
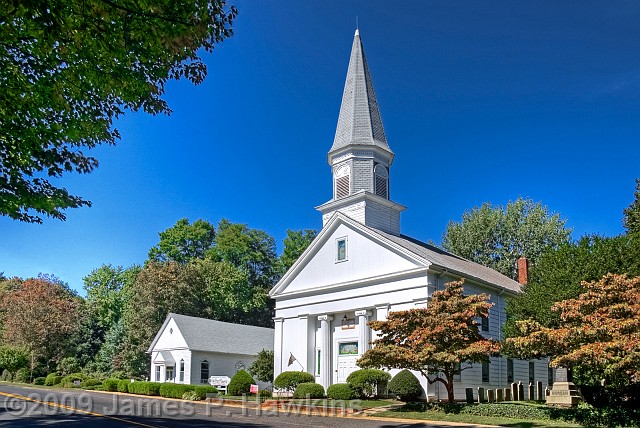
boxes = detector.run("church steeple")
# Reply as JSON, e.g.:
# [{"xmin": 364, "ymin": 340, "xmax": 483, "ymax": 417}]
[
  {"xmin": 317, "ymin": 30, "xmax": 405, "ymax": 236},
  {"xmin": 329, "ymin": 29, "xmax": 392, "ymax": 158}
]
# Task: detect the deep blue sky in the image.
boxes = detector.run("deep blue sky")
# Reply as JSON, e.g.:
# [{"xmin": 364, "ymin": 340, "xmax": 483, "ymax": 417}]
[{"xmin": 2, "ymin": 1, "xmax": 640, "ymax": 294}]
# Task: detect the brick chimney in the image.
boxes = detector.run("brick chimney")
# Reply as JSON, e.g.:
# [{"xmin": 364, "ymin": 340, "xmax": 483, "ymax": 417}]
[{"xmin": 517, "ymin": 257, "xmax": 529, "ymax": 285}]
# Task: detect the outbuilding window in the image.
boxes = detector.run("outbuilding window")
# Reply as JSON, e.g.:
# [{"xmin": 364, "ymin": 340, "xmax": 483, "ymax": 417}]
[{"xmin": 200, "ymin": 359, "xmax": 209, "ymax": 384}]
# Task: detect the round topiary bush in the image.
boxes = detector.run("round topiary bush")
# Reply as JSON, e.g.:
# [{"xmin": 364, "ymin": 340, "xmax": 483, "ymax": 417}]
[
  {"xmin": 80, "ymin": 378, "xmax": 102, "ymax": 388},
  {"xmin": 0, "ymin": 370, "xmax": 12, "ymax": 382},
  {"xmin": 227, "ymin": 370, "xmax": 255, "ymax": 395},
  {"xmin": 117, "ymin": 379, "xmax": 130, "ymax": 393},
  {"xmin": 346, "ymin": 369, "xmax": 391, "ymax": 398},
  {"xmin": 61, "ymin": 372, "xmax": 86, "ymax": 388},
  {"xmin": 33, "ymin": 377, "xmax": 46, "ymax": 385},
  {"xmin": 388, "ymin": 370, "xmax": 423, "ymax": 402},
  {"xmin": 194, "ymin": 385, "xmax": 219, "ymax": 400},
  {"xmin": 45, "ymin": 373, "xmax": 62, "ymax": 386},
  {"xmin": 327, "ymin": 383, "xmax": 356, "ymax": 400},
  {"xmin": 293, "ymin": 382, "xmax": 325, "ymax": 399},
  {"xmin": 102, "ymin": 378, "xmax": 120, "ymax": 392},
  {"xmin": 273, "ymin": 371, "xmax": 315, "ymax": 393}
]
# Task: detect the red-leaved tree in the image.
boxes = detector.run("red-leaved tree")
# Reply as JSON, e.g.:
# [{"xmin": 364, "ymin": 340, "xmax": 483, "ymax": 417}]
[{"xmin": 358, "ymin": 280, "xmax": 500, "ymax": 403}]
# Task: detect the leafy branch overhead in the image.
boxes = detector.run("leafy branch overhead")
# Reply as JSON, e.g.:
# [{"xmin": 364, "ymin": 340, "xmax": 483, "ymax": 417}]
[{"xmin": 0, "ymin": 0, "xmax": 237, "ymax": 223}]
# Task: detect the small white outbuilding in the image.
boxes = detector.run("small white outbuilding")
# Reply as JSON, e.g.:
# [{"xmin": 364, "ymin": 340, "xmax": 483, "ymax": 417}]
[{"xmin": 147, "ymin": 313, "xmax": 274, "ymax": 386}]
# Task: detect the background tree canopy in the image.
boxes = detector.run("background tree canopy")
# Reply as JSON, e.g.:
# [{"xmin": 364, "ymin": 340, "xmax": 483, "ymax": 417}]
[
  {"xmin": 0, "ymin": 0, "xmax": 237, "ymax": 223},
  {"xmin": 442, "ymin": 197, "xmax": 571, "ymax": 279}
]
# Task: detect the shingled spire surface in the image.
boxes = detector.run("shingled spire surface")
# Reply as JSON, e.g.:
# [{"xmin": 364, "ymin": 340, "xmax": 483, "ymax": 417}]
[{"xmin": 330, "ymin": 30, "xmax": 391, "ymax": 154}]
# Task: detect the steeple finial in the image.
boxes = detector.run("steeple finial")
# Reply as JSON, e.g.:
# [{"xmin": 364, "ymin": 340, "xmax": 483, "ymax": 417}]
[{"xmin": 355, "ymin": 16, "xmax": 359, "ymax": 35}]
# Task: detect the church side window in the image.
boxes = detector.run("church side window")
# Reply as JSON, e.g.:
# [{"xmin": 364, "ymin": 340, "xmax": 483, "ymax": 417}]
[
  {"xmin": 374, "ymin": 164, "xmax": 388, "ymax": 198},
  {"xmin": 179, "ymin": 359, "xmax": 185, "ymax": 382},
  {"xmin": 336, "ymin": 237, "xmax": 347, "ymax": 262},
  {"xmin": 200, "ymin": 359, "xmax": 209, "ymax": 384},
  {"xmin": 155, "ymin": 365, "xmax": 161, "ymax": 382},
  {"xmin": 482, "ymin": 361, "xmax": 490, "ymax": 383},
  {"xmin": 334, "ymin": 164, "xmax": 350, "ymax": 199}
]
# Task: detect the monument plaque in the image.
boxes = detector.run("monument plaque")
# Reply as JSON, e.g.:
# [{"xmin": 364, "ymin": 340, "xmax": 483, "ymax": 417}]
[{"xmin": 546, "ymin": 367, "xmax": 582, "ymax": 407}]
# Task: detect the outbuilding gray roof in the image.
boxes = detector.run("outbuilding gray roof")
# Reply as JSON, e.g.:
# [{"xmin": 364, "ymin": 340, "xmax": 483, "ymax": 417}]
[
  {"xmin": 372, "ymin": 228, "xmax": 522, "ymax": 293},
  {"xmin": 330, "ymin": 30, "xmax": 391, "ymax": 154},
  {"xmin": 148, "ymin": 313, "xmax": 274, "ymax": 355}
]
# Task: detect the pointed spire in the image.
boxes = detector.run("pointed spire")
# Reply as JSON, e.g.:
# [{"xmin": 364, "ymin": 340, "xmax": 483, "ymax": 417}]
[{"xmin": 330, "ymin": 30, "xmax": 391, "ymax": 155}]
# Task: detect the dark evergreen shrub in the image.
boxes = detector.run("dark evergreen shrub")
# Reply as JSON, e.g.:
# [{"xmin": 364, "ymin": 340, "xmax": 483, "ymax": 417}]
[
  {"xmin": 102, "ymin": 378, "xmax": 120, "ymax": 392},
  {"xmin": 388, "ymin": 370, "xmax": 423, "ymax": 402},
  {"xmin": 327, "ymin": 383, "xmax": 356, "ymax": 400},
  {"xmin": 128, "ymin": 381, "xmax": 160, "ymax": 395},
  {"xmin": 159, "ymin": 383, "xmax": 194, "ymax": 399},
  {"xmin": 14, "ymin": 368, "xmax": 29, "ymax": 383},
  {"xmin": 117, "ymin": 379, "xmax": 130, "ymax": 393},
  {"xmin": 45, "ymin": 373, "xmax": 62, "ymax": 386},
  {"xmin": 346, "ymin": 369, "xmax": 391, "ymax": 398},
  {"xmin": 227, "ymin": 370, "xmax": 255, "ymax": 395},
  {"xmin": 194, "ymin": 385, "xmax": 219, "ymax": 400},
  {"xmin": 33, "ymin": 377, "xmax": 46, "ymax": 385},
  {"xmin": 293, "ymin": 382, "xmax": 325, "ymax": 399},
  {"xmin": 273, "ymin": 371, "xmax": 315, "ymax": 393}
]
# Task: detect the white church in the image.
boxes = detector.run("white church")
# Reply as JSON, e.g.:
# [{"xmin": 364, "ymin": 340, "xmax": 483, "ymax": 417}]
[{"xmin": 269, "ymin": 30, "xmax": 553, "ymax": 401}]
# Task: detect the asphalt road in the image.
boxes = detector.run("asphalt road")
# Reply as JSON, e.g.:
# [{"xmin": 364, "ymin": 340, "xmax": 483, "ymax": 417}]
[{"xmin": 0, "ymin": 384, "xmax": 491, "ymax": 428}]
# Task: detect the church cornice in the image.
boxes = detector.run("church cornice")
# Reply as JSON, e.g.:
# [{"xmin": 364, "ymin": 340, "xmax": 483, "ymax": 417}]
[
  {"xmin": 316, "ymin": 190, "xmax": 406, "ymax": 214},
  {"xmin": 328, "ymin": 144, "xmax": 394, "ymax": 166}
]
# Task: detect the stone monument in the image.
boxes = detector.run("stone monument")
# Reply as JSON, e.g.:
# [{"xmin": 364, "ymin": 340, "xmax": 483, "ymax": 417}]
[{"xmin": 546, "ymin": 367, "xmax": 582, "ymax": 407}]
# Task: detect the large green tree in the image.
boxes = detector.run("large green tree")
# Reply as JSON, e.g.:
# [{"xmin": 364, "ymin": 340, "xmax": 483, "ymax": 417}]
[
  {"xmin": 442, "ymin": 197, "xmax": 571, "ymax": 279},
  {"xmin": 624, "ymin": 179, "xmax": 640, "ymax": 235},
  {"xmin": 504, "ymin": 234, "xmax": 639, "ymax": 338},
  {"xmin": 278, "ymin": 229, "xmax": 318, "ymax": 273},
  {"xmin": 148, "ymin": 219, "xmax": 217, "ymax": 264},
  {"xmin": 83, "ymin": 264, "xmax": 139, "ymax": 330},
  {"xmin": 358, "ymin": 280, "xmax": 500, "ymax": 403},
  {"xmin": 0, "ymin": 0, "xmax": 237, "ymax": 223}
]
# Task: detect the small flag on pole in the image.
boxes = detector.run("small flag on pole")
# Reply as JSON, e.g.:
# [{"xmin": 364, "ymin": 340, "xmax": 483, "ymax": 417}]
[{"xmin": 287, "ymin": 353, "xmax": 297, "ymax": 367}]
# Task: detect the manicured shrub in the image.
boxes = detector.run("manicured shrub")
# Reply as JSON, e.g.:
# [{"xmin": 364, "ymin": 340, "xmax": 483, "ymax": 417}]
[
  {"xmin": 159, "ymin": 383, "xmax": 194, "ymax": 399},
  {"xmin": 33, "ymin": 377, "xmax": 46, "ymax": 385},
  {"xmin": 0, "ymin": 370, "xmax": 12, "ymax": 382},
  {"xmin": 14, "ymin": 368, "xmax": 30, "ymax": 383},
  {"xmin": 327, "ymin": 383, "xmax": 356, "ymax": 400},
  {"xmin": 102, "ymin": 378, "xmax": 120, "ymax": 392},
  {"xmin": 45, "ymin": 373, "xmax": 62, "ymax": 386},
  {"xmin": 346, "ymin": 369, "xmax": 391, "ymax": 398},
  {"xmin": 227, "ymin": 370, "xmax": 255, "ymax": 395},
  {"xmin": 273, "ymin": 371, "xmax": 315, "ymax": 393},
  {"xmin": 388, "ymin": 370, "xmax": 423, "ymax": 402},
  {"xmin": 61, "ymin": 372, "xmax": 87, "ymax": 388},
  {"xmin": 81, "ymin": 378, "xmax": 102, "ymax": 388},
  {"xmin": 182, "ymin": 391, "xmax": 199, "ymax": 401},
  {"xmin": 128, "ymin": 381, "xmax": 161, "ymax": 396},
  {"xmin": 194, "ymin": 385, "xmax": 219, "ymax": 400},
  {"xmin": 57, "ymin": 357, "xmax": 81, "ymax": 376},
  {"xmin": 117, "ymin": 379, "xmax": 130, "ymax": 393},
  {"xmin": 293, "ymin": 382, "xmax": 325, "ymax": 399}
]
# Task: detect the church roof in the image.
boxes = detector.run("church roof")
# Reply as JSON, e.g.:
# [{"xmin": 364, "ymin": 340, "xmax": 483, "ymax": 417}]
[
  {"xmin": 330, "ymin": 30, "xmax": 391, "ymax": 154},
  {"xmin": 371, "ymin": 227, "xmax": 522, "ymax": 293},
  {"xmin": 148, "ymin": 313, "xmax": 274, "ymax": 355}
]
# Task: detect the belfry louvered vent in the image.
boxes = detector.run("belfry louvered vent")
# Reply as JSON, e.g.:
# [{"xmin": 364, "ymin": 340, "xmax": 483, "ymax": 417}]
[
  {"xmin": 375, "ymin": 175, "xmax": 388, "ymax": 198},
  {"xmin": 336, "ymin": 175, "xmax": 350, "ymax": 199}
]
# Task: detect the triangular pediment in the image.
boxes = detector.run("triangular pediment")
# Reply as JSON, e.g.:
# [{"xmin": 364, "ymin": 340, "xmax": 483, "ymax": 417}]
[{"xmin": 270, "ymin": 213, "xmax": 430, "ymax": 298}]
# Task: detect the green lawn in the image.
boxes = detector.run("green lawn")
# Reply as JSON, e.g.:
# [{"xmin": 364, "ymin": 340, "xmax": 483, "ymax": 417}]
[{"xmin": 375, "ymin": 409, "xmax": 582, "ymax": 427}]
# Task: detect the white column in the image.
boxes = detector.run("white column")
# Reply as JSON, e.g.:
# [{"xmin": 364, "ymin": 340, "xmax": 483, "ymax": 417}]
[
  {"xmin": 318, "ymin": 314, "xmax": 333, "ymax": 390},
  {"xmin": 298, "ymin": 314, "xmax": 309, "ymax": 372},
  {"xmin": 372, "ymin": 303, "xmax": 389, "ymax": 342},
  {"xmin": 355, "ymin": 309, "xmax": 371, "ymax": 356},
  {"xmin": 273, "ymin": 317, "xmax": 284, "ymax": 379}
]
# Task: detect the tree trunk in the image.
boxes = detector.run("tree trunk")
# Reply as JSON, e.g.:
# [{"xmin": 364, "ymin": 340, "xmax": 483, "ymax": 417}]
[{"xmin": 446, "ymin": 380, "xmax": 455, "ymax": 403}]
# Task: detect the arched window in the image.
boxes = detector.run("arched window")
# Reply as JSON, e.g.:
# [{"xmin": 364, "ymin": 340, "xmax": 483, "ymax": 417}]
[
  {"xmin": 200, "ymin": 359, "xmax": 209, "ymax": 384},
  {"xmin": 334, "ymin": 164, "xmax": 350, "ymax": 199},
  {"xmin": 374, "ymin": 164, "xmax": 388, "ymax": 198}
]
